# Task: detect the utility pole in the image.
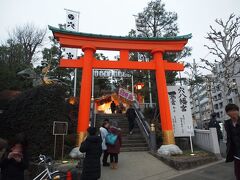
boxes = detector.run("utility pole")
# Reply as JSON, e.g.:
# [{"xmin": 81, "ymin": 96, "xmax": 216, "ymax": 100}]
[
  {"xmin": 206, "ymin": 76, "xmax": 214, "ymax": 113},
  {"xmin": 131, "ymin": 74, "xmax": 135, "ymax": 101},
  {"xmin": 73, "ymin": 68, "xmax": 77, "ymax": 97},
  {"xmin": 144, "ymin": 55, "xmax": 153, "ymax": 108},
  {"xmin": 193, "ymin": 59, "xmax": 203, "ymax": 128},
  {"xmin": 148, "ymin": 70, "xmax": 153, "ymax": 107}
]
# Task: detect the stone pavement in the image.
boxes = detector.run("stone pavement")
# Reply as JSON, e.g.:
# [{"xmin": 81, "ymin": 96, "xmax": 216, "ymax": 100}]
[
  {"xmin": 169, "ymin": 160, "xmax": 235, "ymax": 180},
  {"xmin": 100, "ymin": 152, "xmax": 235, "ymax": 180},
  {"xmin": 100, "ymin": 151, "xmax": 179, "ymax": 180},
  {"xmin": 56, "ymin": 151, "xmax": 235, "ymax": 180}
]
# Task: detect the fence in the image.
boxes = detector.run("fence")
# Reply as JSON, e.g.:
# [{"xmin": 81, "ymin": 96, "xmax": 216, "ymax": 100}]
[
  {"xmin": 138, "ymin": 103, "xmax": 157, "ymax": 112},
  {"xmin": 193, "ymin": 128, "xmax": 221, "ymax": 158}
]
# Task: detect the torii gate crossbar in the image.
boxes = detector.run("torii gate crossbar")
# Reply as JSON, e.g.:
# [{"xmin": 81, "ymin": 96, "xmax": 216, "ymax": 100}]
[{"xmin": 49, "ymin": 26, "xmax": 192, "ymax": 146}]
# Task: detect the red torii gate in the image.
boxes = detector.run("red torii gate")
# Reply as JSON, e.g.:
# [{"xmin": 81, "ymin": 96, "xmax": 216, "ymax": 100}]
[{"xmin": 49, "ymin": 26, "xmax": 191, "ymax": 146}]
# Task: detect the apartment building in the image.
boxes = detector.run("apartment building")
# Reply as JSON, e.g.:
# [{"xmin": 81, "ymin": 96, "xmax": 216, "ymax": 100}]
[{"xmin": 190, "ymin": 62, "xmax": 240, "ymax": 128}]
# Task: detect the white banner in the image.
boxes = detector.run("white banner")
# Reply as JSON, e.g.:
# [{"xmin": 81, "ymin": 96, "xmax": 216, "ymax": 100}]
[
  {"xmin": 167, "ymin": 86, "xmax": 194, "ymax": 137},
  {"xmin": 62, "ymin": 48, "xmax": 77, "ymax": 59},
  {"xmin": 63, "ymin": 9, "xmax": 79, "ymax": 59},
  {"xmin": 66, "ymin": 9, "xmax": 79, "ymax": 31},
  {"xmin": 94, "ymin": 70, "xmax": 131, "ymax": 78}
]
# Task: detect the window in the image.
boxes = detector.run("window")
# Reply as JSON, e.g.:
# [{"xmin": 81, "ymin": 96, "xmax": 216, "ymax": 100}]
[
  {"xmin": 214, "ymin": 96, "xmax": 217, "ymax": 101},
  {"xmin": 228, "ymin": 98, "xmax": 233, "ymax": 103},
  {"xmin": 218, "ymin": 93, "xmax": 222, "ymax": 100},
  {"xmin": 214, "ymin": 104, "xmax": 219, "ymax": 109},
  {"xmin": 234, "ymin": 89, "xmax": 238, "ymax": 94},
  {"xmin": 219, "ymin": 102, "xmax": 223, "ymax": 108}
]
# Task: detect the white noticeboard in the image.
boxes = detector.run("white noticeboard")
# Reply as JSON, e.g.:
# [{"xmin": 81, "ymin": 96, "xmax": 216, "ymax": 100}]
[{"xmin": 167, "ymin": 86, "xmax": 194, "ymax": 137}]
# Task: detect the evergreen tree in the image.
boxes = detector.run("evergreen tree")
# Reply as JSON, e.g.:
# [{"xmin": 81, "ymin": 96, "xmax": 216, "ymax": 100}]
[{"xmin": 128, "ymin": 0, "xmax": 191, "ymax": 103}]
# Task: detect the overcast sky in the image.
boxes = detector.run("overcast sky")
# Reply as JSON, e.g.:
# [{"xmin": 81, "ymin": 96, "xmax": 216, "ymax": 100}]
[{"xmin": 0, "ymin": 0, "xmax": 239, "ymax": 70}]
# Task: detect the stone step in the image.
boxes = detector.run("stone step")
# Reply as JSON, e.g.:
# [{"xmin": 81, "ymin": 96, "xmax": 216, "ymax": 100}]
[
  {"xmin": 120, "ymin": 147, "xmax": 149, "ymax": 152},
  {"xmin": 96, "ymin": 114, "xmax": 148, "ymax": 152},
  {"xmin": 96, "ymin": 120, "xmax": 128, "ymax": 123},
  {"xmin": 122, "ymin": 142, "xmax": 148, "ymax": 147},
  {"xmin": 122, "ymin": 133, "xmax": 144, "ymax": 138},
  {"xmin": 120, "ymin": 139, "xmax": 146, "ymax": 143},
  {"xmin": 97, "ymin": 121, "xmax": 128, "ymax": 124},
  {"xmin": 96, "ymin": 116, "xmax": 127, "ymax": 120},
  {"xmin": 120, "ymin": 128, "xmax": 140, "ymax": 132},
  {"xmin": 97, "ymin": 114, "xmax": 126, "ymax": 116}
]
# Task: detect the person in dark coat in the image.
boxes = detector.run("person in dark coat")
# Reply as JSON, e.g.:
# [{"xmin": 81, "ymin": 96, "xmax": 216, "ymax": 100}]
[
  {"xmin": 110, "ymin": 101, "xmax": 116, "ymax": 114},
  {"xmin": 208, "ymin": 112, "xmax": 223, "ymax": 142},
  {"xmin": 126, "ymin": 104, "xmax": 136, "ymax": 134},
  {"xmin": 80, "ymin": 127, "xmax": 102, "ymax": 180},
  {"xmin": 0, "ymin": 133, "xmax": 29, "ymax": 180},
  {"xmin": 224, "ymin": 104, "xmax": 240, "ymax": 180},
  {"xmin": 107, "ymin": 121, "xmax": 122, "ymax": 169}
]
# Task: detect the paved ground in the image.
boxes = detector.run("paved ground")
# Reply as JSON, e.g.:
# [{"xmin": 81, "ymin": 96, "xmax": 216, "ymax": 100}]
[
  {"xmin": 169, "ymin": 161, "xmax": 235, "ymax": 180},
  {"xmin": 56, "ymin": 151, "xmax": 235, "ymax": 180},
  {"xmin": 100, "ymin": 151, "xmax": 179, "ymax": 180},
  {"xmin": 100, "ymin": 152, "xmax": 235, "ymax": 180}
]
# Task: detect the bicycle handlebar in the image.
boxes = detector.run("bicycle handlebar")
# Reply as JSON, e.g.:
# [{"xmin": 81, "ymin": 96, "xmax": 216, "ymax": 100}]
[{"xmin": 38, "ymin": 154, "xmax": 52, "ymax": 164}]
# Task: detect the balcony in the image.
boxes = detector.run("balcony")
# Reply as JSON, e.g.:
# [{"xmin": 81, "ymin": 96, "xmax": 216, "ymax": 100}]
[{"xmin": 200, "ymin": 98, "xmax": 209, "ymax": 105}]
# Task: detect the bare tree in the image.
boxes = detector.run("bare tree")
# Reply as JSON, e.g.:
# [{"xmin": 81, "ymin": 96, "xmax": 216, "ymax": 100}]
[
  {"xmin": 201, "ymin": 14, "xmax": 240, "ymax": 86},
  {"xmin": 9, "ymin": 23, "xmax": 46, "ymax": 66},
  {"xmin": 200, "ymin": 14, "xmax": 240, "ymax": 117}
]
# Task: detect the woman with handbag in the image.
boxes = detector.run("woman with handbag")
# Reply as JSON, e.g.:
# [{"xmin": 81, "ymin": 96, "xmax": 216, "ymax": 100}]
[{"xmin": 107, "ymin": 121, "xmax": 122, "ymax": 169}]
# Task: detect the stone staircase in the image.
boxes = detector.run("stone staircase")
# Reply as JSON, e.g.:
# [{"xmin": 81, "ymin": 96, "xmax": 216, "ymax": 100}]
[{"xmin": 95, "ymin": 113, "xmax": 149, "ymax": 152}]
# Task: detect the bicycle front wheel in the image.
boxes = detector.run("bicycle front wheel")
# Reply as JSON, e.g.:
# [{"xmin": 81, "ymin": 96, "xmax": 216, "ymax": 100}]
[{"xmin": 49, "ymin": 172, "xmax": 66, "ymax": 180}]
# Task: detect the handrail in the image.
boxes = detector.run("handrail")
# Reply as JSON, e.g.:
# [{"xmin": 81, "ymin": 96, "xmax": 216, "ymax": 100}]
[
  {"xmin": 135, "ymin": 110, "xmax": 150, "ymax": 137},
  {"xmin": 133, "ymin": 101, "xmax": 151, "ymax": 148}
]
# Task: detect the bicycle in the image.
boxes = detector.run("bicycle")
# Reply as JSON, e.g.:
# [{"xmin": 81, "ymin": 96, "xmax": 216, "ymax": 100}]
[{"xmin": 33, "ymin": 154, "xmax": 65, "ymax": 180}]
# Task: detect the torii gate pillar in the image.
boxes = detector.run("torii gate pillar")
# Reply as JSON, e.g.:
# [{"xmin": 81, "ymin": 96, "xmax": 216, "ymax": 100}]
[
  {"xmin": 153, "ymin": 50, "xmax": 175, "ymax": 144},
  {"xmin": 76, "ymin": 47, "xmax": 95, "ymax": 146}
]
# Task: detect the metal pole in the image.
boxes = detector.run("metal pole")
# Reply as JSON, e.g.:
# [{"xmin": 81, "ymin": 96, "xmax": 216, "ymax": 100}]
[
  {"xmin": 208, "ymin": 78, "xmax": 214, "ymax": 113},
  {"xmin": 92, "ymin": 69, "xmax": 94, "ymax": 98},
  {"xmin": 189, "ymin": 133, "xmax": 194, "ymax": 154},
  {"xmin": 62, "ymin": 135, "xmax": 64, "ymax": 160},
  {"xmin": 193, "ymin": 59, "xmax": 203, "ymax": 128},
  {"xmin": 73, "ymin": 68, "xmax": 77, "ymax": 97},
  {"xmin": 179, "ymin": 71, "xmax": 183, "ymax": 86},
  {"xmin": 187, "ymin": 125, "xmax": 194, "ymax": 155},
  {"xmin": 144, "ymin": 56, "xmax": 153, "ymax": 108},
  {"xmin": 53, "ymin": 135, "xmax": 56, "ymax": 159},
  {"xmin": 131, "ymin": 74, "xmax": 135, "ymax": 101},
  {"xmin": 148, "ymin": 70, "xmax": 153, "ymax": 108}
]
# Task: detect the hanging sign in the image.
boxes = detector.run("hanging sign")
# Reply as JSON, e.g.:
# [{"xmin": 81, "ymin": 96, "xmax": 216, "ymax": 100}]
[
  {"xmin": 94, "ymin": 70, "xmax": 131, "ymax": 78},
  {"xmin": 118, "ymin": 88, "xmax": 134, "ymax": 101},
  {"xmin": 167, "ymin": 86, "xmax": 194, "ymax": 137}
]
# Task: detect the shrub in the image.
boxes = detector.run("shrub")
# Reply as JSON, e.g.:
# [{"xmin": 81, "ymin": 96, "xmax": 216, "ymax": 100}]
[{"xmin": 0, "ymin": 85, "xmax": 69, "ymax": 158}]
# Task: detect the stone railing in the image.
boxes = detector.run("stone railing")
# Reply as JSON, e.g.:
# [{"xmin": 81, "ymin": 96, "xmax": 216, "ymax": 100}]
[
  {"xmin": 138, "ymin": 103, "xmax": 157, "ymax": 112},
  {"xmin": 193, "ymin": 128, "xmax": 221, "ymax": 158}
]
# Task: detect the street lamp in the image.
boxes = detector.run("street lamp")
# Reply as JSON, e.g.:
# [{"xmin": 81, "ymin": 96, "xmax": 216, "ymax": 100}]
[
  {"xmin": 135, "ymin": 82, "xmax": 144, "ymax": 90},
  {"xmin": 134, "ymin": 82, "xmax": 144, "ymax": 103}
]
